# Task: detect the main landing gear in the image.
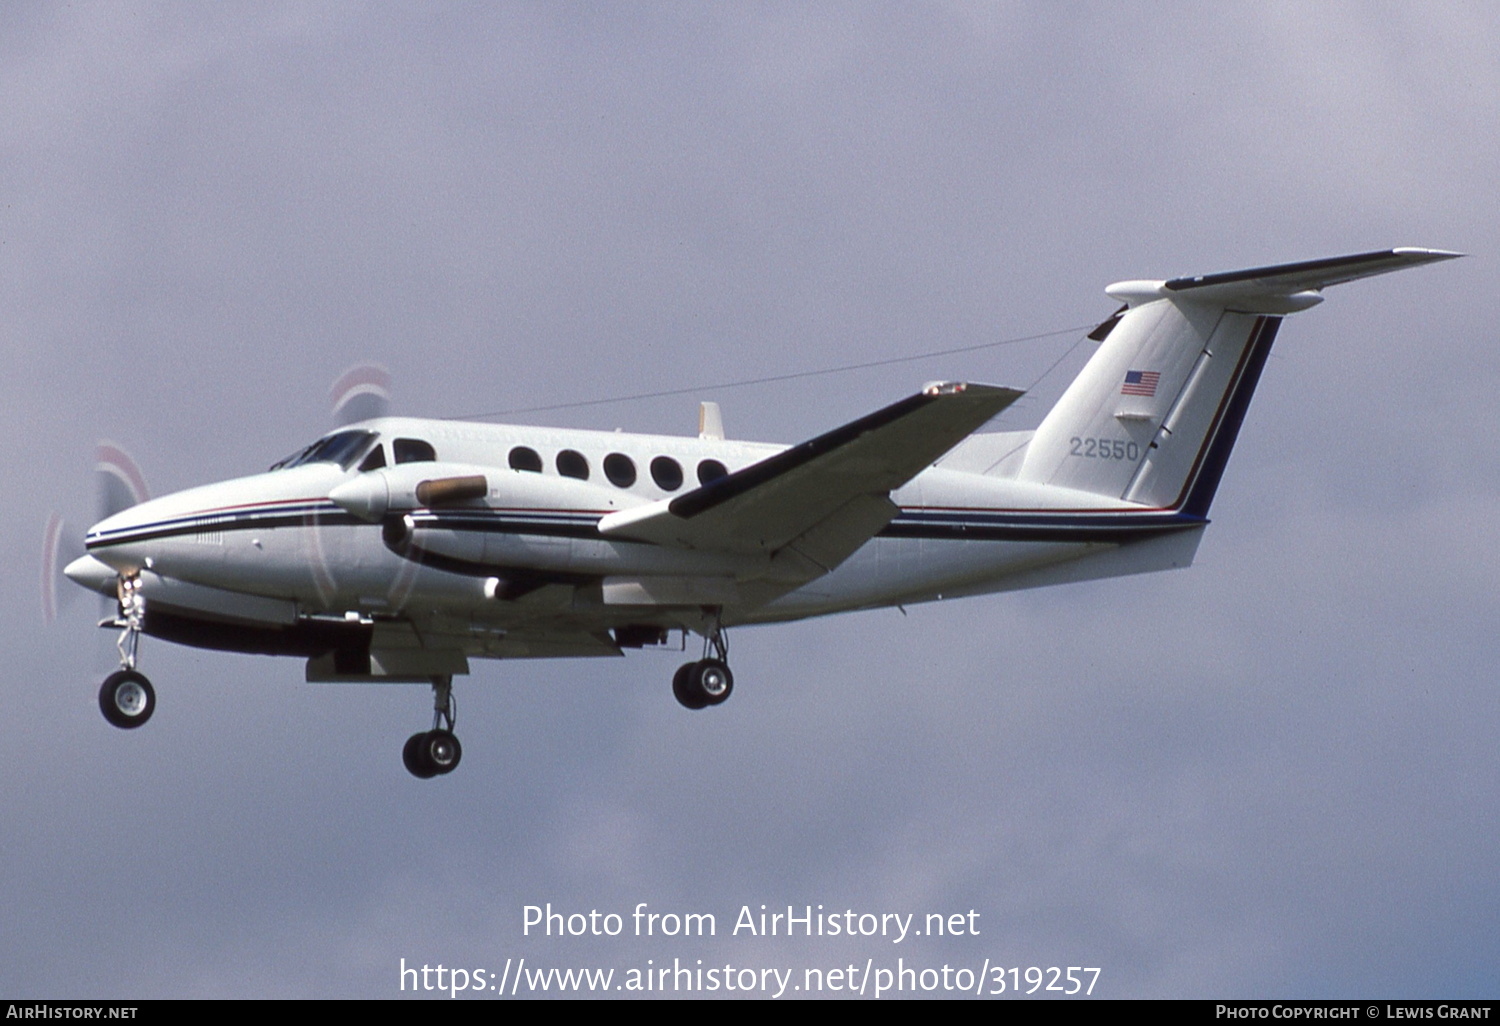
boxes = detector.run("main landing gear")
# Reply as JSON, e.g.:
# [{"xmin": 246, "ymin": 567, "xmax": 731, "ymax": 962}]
[
  {"xmin": 403, "ymin": 674, "xmax": 462, "ymax": 779},
  {"xmin": 672, "ymin": 623, "xmax": 735, "ymax": 711},
  {"xmin": 99, "ymin": 574, "xmax": 155, "ymax": 729}
]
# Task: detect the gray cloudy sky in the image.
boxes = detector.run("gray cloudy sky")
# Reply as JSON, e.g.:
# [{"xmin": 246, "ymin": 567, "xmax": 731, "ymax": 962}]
[{"xmin": 3, "ymin": 2, "xmax": 1496, "ymax": 999}]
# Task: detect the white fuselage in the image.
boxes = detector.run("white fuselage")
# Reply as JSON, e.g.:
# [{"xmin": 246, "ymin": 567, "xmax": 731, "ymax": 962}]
[{"xmin": 82, "ymin": 416, "xmax": 1196, "ymax": 651}]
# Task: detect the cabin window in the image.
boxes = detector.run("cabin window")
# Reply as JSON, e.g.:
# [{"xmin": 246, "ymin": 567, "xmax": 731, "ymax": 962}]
[
  {"xmin": 509, "ymin": 446, "xmax": 543, "ymax": 473},
  {"xmin": 394, "ymin": 438, "xmax": 436, "ymax": 464},
  {"xmin": 603, "ymin": 453, "xmax": 637, "ymax": 488},
  {"xmin": 697, "ymin": 459, "xmax": 729, "ymax": 485},
  {"xmin": 650, "ymin": 455, "xmax": 684, "ymax": 491},
  {"xmin": 556, "ymin": 449, "xmax": 589, "ymax": 480},
  {"xmin": 358, "ymin": 445, "xmax": 387, "ymax": 472}
]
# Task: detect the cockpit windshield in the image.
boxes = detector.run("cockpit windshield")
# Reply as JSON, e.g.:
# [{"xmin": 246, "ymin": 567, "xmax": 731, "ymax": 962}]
[{"xmin": 269, "ymin": 429, "xmax": 378, "ymax": 472}]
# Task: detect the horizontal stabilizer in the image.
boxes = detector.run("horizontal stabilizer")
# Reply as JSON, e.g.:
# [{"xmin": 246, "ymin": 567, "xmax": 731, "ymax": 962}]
[
  {"xmin": 600, "ymin": 383, "xmax": 1022, "ymax": 563},
  {"xmin": 1163, "ymin": 247, "xmax": 1462, "ymax": 294},
  {"xmin": 1107, "ymin": 248, "xmax": 1462, "ymax": 314}
]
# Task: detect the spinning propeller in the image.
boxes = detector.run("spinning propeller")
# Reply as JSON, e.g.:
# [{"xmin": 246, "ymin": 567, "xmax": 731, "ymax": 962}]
[
  {"xmin": 40, "ymin": 442, "xmax": 151, "ymax": 624},
  {"xmin": 40, "ymin": 364, "xmax": 391, "ymax": 625},
  {"xmin": 330, "ymin": 363, "xmax": 391, "ymax": 427}
]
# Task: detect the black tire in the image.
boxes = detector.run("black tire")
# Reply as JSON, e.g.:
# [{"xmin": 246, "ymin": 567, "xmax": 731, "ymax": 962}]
[
  {"xmin": 672, "ymin": 661, "xmax": 707, "ymax": 710},
  {"xmin": 694, "ymin": 658, "xmax": 734, "ymax": 706},
  {"xmin": 99, "ymin": 670, "xmax": 155, "ymax": 729},
  {"xmin": 403, "ymin": 732, "xmax": 437, "ymax": 779},
  {"xmin": 422, "ymin": 729, "xmax": 462, "ymax": 775}
]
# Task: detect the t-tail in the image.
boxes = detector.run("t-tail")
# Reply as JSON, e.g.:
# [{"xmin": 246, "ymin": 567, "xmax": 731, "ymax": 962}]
[{"xmin": 1015, "ymin": 248, "xmax": 1461, "ymax": 514}]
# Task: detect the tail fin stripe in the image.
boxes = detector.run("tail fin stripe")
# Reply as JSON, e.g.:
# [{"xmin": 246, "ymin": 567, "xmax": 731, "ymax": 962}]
[{"xmin": 1177, "ymin": 316, "xmax": 1281, "ymax": 517}]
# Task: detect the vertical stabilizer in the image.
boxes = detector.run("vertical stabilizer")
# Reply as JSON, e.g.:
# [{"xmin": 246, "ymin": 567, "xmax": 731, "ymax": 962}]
[{"xmin": 1016, "ymin": 248, "xmax": 1460, "ymax": 514}]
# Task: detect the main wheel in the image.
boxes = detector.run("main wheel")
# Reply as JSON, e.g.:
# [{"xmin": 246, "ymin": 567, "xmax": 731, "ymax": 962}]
[
  {"xmin": 694, "ymin": 658, "xmax": 734, "ymax": 706},
  {"xmin": 426, "ymin": 726, "xmax": 459, "ymax": 774},
  {"xmin": 674, "ymin": 659, "xmax": 733, "ymax": 709},
  {"xmin": 403, "ymin": 732, "xmax": 437, "ymax": 779},
  {"xmin": 673, "ymin": 661, "xmax": 707, "ymax": 710},
  {"xmin": 422, "ymin": 729, "xmax": 462, "ymax": 775},
  {"xmin": 99, "ymin": 670, "xmax": 155, "ymax": 729}
]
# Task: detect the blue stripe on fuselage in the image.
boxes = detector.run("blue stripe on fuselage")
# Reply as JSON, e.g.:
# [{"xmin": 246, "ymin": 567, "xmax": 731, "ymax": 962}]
[{"xmin": 87, "ymin": 499, "xmax": 1205, "ymax": 555}]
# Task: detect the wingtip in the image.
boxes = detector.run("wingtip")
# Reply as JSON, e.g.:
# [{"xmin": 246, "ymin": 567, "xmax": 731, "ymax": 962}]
[
  {"xmin": 1391, "ymin": 247, "xmax": 1465, "ymax": 261},
  {"xmin": 923, "ymin": 381, "xmax": 1025, "ymax": 401}
]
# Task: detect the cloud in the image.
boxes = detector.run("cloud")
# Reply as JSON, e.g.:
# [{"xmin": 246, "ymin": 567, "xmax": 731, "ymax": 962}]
[{"xmin": 4, "ymin": 3, "xmax": 1496, "ymax": 999}]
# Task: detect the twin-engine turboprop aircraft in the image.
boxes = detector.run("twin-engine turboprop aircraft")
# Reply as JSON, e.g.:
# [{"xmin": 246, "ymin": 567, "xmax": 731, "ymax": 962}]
[{"xmin": 60, "ymin": 248, "xmax": 1458, "ymax": 777}]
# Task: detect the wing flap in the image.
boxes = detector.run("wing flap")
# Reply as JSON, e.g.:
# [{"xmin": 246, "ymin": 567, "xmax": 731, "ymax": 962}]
[
  {"xmin": 477, "ymin": 629, "xmax": 623, "ymax": 659},
  {"xmin": 775, "ymin": 493, "xmax": 900, "ymax": 576}
]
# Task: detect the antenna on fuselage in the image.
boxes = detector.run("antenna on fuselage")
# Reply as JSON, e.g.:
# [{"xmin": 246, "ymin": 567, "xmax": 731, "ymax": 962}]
[{"xmin": 698, "ymin": 401, "xmax": 724, "ymax": 440}]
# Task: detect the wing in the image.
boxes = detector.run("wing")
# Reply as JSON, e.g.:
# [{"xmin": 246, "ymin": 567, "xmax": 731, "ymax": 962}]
[{"xmin": 598, "ymin": 382, "xmax": 1022, "ymax": 576}]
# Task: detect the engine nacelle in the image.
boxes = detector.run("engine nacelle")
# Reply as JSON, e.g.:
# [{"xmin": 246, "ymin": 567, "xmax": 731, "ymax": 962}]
[{"xmin": 329, "ymin": 462, "xmax": 636, "ymax": 522}]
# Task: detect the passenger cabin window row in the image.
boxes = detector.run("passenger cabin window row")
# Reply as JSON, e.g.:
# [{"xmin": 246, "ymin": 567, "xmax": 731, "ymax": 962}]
[
  {"xmin": 506, "ymin": 445, "xmax": 730, "ymax": 492},
  {"xmin": 274, "ymin": 431, "xmax": 732, "ymax": 496}
]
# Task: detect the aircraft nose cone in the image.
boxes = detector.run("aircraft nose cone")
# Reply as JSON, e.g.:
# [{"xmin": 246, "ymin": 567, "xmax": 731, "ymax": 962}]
[{"xmin": 64, "ymin": 554, "xmax": 118, "ymax": 596}]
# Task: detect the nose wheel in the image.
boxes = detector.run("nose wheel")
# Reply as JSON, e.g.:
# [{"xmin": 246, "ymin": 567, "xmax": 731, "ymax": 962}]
[
  {"xmin": 99, "ymin": 669, "xmax": 155, "ymax": 728},
  {"xmin": 404, "ymin": 675, "xmax": 462, "ymax": 778}
]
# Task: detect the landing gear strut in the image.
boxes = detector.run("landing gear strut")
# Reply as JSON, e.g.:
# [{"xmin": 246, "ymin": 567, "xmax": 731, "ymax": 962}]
[
  {"xmin": 99, "ymin": 574, "xmax": 154, "ymax": 729},
  {"xmin": 672, "ymin": 620, "xmax": 734, "ymax": 710},
  {"xmin": 403, "ymin": 674, "xmax": 463, "ymax": 778}
]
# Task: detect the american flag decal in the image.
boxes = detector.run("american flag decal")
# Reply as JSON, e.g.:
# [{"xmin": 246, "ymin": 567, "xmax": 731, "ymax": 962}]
[{"xmin": 1121, "ymin": 370, "xmax": 1160, "ymax": 397}]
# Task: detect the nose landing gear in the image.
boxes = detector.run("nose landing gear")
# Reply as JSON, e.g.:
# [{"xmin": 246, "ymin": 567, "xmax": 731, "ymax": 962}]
[
  {"xmin": 98, "ymin": 574, "xmax": 155, "ymax": 729},
  {"xmin": 403, "ymin": 674, "xmax": 463, "ymax": 778}
]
